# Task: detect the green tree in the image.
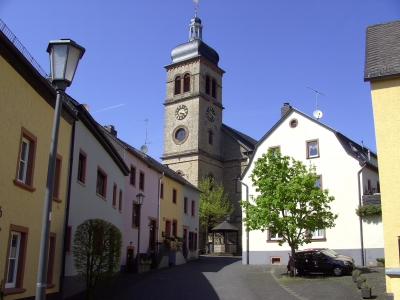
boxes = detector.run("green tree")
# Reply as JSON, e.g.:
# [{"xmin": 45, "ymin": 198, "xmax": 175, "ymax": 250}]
[
  {"xmin": 199, "ymin": 177, "xmax": 233, "ymax": 251},
  {"xmin": 73, "ymin": 219, "xmax": 122, "ymax": 300},
  {"xmin": 241, "ymin": 150, "xmax": 337, "ymax": 276}
]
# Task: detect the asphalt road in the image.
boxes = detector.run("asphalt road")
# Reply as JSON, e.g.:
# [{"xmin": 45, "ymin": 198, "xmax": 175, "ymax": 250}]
[{"xmin": 67, "ymin": 256, "xmax": 391, "ymax": 300}]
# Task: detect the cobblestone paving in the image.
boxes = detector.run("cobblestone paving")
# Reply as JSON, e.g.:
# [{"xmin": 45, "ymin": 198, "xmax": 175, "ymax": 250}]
[{"xmin": 66, "ymin": 257, "xmax": 393, "ymax": 300}]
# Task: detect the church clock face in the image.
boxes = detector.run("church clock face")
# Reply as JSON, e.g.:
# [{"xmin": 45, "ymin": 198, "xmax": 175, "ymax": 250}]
[
  {"xmin": 175, "ymin": 104, "xmax": 188, "ymax": 120},
  {"xmin": 206, "ymin": 106, "xmax": 215, "ymax": 122}
]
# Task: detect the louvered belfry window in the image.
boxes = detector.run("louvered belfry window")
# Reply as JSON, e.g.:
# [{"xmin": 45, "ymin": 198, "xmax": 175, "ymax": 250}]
[
  {"xmin": 205, "ymin": 75, "xmax": 210, "ymax": 94},
  {"xmin": 184, "ymin": 74, "xmax": 190, "ymax": 92},
  {"xmin": 174, "ymin": 76, "xmax": 181, "ymax": 95}
]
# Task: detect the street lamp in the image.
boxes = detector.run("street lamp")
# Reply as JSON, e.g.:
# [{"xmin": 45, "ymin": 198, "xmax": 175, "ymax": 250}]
[
  {"xmin": 36, "ymin": 39, "xmax": 85, "ymax": 300},
  {"xmin": 136, "ymin": 193, "xmax": 145, "ymax": 273}
]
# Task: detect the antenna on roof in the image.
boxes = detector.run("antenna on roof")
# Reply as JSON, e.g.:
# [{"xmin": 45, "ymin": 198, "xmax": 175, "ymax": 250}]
[
  {"xmin": 193, "ymin": 0, "xmax": 199, "ymax": 17},
  {"xmin": 133, "ymin": 119, "xmax": 151, "ymax": 153},
  {"xmin": 306, "ymin": 87, "xmax": 326, "ymax": 121}
]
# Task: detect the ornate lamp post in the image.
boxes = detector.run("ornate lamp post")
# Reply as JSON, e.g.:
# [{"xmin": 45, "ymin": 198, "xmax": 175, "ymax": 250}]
[
  {"xmin": 136, "ymin": 193, "xmax": 145, "ymax": 273},
  {"xmin": 36, "ymin": 39, "xmax": 85, "ymax": 300}
]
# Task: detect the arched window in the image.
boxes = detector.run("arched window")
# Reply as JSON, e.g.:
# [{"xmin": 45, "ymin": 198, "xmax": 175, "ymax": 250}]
[
  {"xmin": 174, "ymin": 76, "xmax": 181, "ymax": 95},
  {"xmin": 212, "ymin": 79, "xmax": 217, "ymax": 98},
  {"xmin": 183, "ymin": 74, "xmax": 190, "ymax": 93},
  {"xmin": 208, "ymin": 129, "xmax": 214, "ymax": 145},
  {"xmin": 205, "ymin": 75, "xmax": 210, "ymax": 94}
]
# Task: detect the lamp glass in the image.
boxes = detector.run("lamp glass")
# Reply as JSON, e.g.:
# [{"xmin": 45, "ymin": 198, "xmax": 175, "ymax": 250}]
[
  {"xmin": 136, "ymin": 193, "xmax": 145, "ymax": 205},
  {"xmin": 65, "ymin": 46, "xmax": 81, "ymax": 82},
  {"xmin": 51, "ymin": 44, "xmax": 68, "ymax": 80}
]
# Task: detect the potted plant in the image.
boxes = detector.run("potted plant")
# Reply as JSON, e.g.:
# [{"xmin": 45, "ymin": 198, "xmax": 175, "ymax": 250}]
[
  {"xmin": 352, "ymin": 269, "xmax": 361, "ymax": 282},
  {"xmin": 357, "ymin": 274, "xmax": 367, "ymax": 289},
  {"xmin": 376, "ymin": 258, "xmax": 385, "ymax": 267},
  {"xmin": 361, "ymin": 281, "xmax": 372, "ymax": 299}
]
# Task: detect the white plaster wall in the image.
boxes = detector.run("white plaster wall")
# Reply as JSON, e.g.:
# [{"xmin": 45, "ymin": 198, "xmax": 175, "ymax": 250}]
[
  {"xmin": 182, "ymin": 185, "xmax": 200, "ymax": 260},
  {"xmin": 242, "ymin": 111, "xmax": 382, "ymax": 264},
  {"xmin": 120, "ymin": 150, "xmax": 160, "ymax": 266},
  {"xmin": 66, "ymin": 121, "xmax": 126, "ymax": 276}
]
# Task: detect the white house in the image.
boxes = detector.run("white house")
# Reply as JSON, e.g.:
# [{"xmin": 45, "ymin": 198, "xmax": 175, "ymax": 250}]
[
  {"xmin": 182, "ymin": 185, "xmax": 200, "ymax": 261},
  {"xmin": 241, "ymin": 103, "xmax": 383, "ymax": 267},
  {"xmin": 62, "ymin": 105, "xmax": 129, "ymax": 299}
]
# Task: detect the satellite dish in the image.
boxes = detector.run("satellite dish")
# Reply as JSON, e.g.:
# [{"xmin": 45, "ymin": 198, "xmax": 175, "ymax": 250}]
[
  {"xmin": 313, "ymin": 109, "xmax": 323, "ymax": 120},
  {"xmin": 82, "ymin": 104, "xmax": 90, "ymax": 111},
  {"xmin": 140, "ymin": 145, "xmax": 148, "ymax": 153}
]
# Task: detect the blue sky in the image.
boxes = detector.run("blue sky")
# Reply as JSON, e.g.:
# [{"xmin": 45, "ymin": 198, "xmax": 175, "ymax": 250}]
[{"xmin": 1, "ymin": 1, "xmax": 399, "ymax": 161}]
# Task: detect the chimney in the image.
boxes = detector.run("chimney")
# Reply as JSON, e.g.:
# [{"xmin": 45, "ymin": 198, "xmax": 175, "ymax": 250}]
[
  {"xmin": 104, "ymin": 125, "xmax": 117, "ymax": 137},
  {"xmin": 281, "ymin": 103, "xmax": 292, "ymax": 117}
]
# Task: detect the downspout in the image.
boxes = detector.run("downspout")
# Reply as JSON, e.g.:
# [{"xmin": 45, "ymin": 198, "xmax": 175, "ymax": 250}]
[
  {"xmin": 358, "ymin": 162, "xmax": 367, "ymax": 266},
  {"xmin": 157, "ymin": 172, "xmax": 164, "ymax": 243},
  {"xmin": 58, "ymin": 120, "xmax": 76, "ymax": 300},
  {"xmin": 239, "ymin": 178, "xmax": 249, "ymax": 265}
]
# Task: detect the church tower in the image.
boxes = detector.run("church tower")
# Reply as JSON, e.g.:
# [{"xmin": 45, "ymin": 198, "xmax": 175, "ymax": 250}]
[{"xmin": 161, "ymin": 13, "xmax": 225, "ymax": 187}]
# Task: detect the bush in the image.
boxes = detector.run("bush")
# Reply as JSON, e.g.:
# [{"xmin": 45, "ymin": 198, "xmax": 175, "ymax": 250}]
[
  {"xmin": 376, "ymin": 258, "xmax": 385, "ymax": 266},
  {"xmin": 352, "ymin": 269, "xmax": 361, "ymax": 276},
  {"xmin": 357, "ymin": 274, "xmax": 367, "ymax": 281},
  {"xmin": 73, "ymin": 219, "xmax": 122, "ymax": 300},
  {"xmin": 355, "ymin": 204, "xmax": 381, "ymax": 217},
  {"xmin": 361, "ymin": 282, "xmax": 372, "ymax": 289}
]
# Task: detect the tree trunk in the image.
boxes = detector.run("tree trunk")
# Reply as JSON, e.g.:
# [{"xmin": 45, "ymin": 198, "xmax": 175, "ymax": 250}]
[
  {"xmin": 205, "ymin": 227, "xmax": 209, "ymax": 254},
  {"xmin": 290, "ymin": 246, "xmax": 296, "ymax": 277}
]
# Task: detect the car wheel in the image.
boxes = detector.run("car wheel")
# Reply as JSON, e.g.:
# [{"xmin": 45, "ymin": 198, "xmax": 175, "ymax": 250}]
[{"xmin": 333, "ymin": 267, "xmax": 342, "ymax": 276}]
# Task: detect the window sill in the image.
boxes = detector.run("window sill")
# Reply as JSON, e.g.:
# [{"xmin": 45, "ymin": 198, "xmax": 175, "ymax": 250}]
[
  {"xmin": 266, "ymin": 239, "xmax": 283, "ymax": 243},
  {"xmin": 46, "ymin": 283, "xmax": 56, "ymax": 289},
  {"xmin": 96, "ymin": 193, "xmax": 107, "ymax": 201},
  {"xmin": 132, "ymin": 226, "xmax": 139, "ymax": 229},
  {"xmin": 308, "ymin": 238, "xmax": 327, "ymax": 242},
  {"xmin": 13, "ymin": 180, "xmax": 36, "ymax": 192},
  {"xmin": 4, "ymin": 287, "xmax": 27, "ymax": 295},
  {"xmin": 129, "ymin": 183, "xmax": 136, "ymax": 188},
  {"xmin": 53, "ymin": 197, "xmax": 62, "ymax": 203},
  {"xmin": 307, "ymin": 156, "xmax": 320, "ymax": 159},
  {"xmin": 77, "ymin": 180, "xmax": 86, "ymax": 187}
]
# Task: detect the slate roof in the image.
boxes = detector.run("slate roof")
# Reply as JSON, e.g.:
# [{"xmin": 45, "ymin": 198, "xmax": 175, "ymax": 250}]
[
  {"xmin": 242, "ymin": 107, "xmax": 377, "ymax": 178},
  {"xmin": 221, "ymin": 124, "xmax": 258, "ymax": 151},
  {"xmin": 211, "ymin": 221, "xmax": 239, "ymax": 232},
  {"xmin": 170, "ymin": 39, "xmax": 220, "ymax": 66},
  {"xmin": 364, "ymin": 20, "xmax": 400, "ymax": 81},
  {"xmin": 100, "ymin": 126, "xmax": 201, "ymax": 193}
]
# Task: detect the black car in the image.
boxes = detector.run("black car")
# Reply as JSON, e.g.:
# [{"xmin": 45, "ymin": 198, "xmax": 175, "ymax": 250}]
[{"xmin": 288, "ymin": 250, "xmax": 354, "ymax": 276}]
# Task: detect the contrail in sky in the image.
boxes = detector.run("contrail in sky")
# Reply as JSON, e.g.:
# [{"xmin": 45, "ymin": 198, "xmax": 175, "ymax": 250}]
[{"xmin": 91, "ymin": 103, "xmax": 126, "ymax": 114}]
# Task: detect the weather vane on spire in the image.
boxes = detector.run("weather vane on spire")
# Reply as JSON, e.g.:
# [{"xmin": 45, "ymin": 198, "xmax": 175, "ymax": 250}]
[{"xmin": 193, "ymin": 0, "xmax": 199, "ymax": 17}]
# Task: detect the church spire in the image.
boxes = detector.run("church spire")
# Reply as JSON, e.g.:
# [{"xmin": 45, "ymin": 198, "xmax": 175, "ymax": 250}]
[{"xmin": 189, "ymin": 0, "xmax": 203, "ymax": 41}]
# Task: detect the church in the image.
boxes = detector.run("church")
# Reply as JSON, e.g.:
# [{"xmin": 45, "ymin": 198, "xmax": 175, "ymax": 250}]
[{"xmin": 161, "ymin": 12, "xmax": 257, "ymax": 251}]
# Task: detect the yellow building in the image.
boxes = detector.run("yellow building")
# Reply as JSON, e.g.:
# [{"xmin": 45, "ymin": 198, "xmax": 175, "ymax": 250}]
[
  {"xmin": 159, "ymin": 175, "xmax": 183, "ymax": 241},
  {"xmin": 0, "ymin": 22, "xmax": 76, "ymax": 299},
  {"xmin": 365, "ymin": 19, "xmax": 400, "ymax": 299}
]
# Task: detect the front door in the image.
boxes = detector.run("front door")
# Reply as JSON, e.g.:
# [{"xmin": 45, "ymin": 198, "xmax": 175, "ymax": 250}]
[
  {"xmin": 149, "ymin": 219, "xmax": 156, "ymax": 251},
  {"xmin": 126, "ymin": 248, "xmax": 134, "ymax": 273}
]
